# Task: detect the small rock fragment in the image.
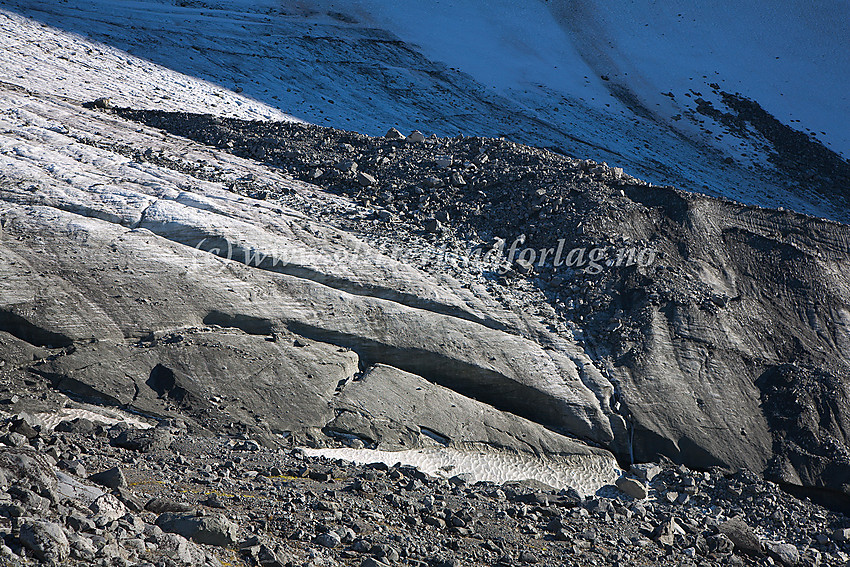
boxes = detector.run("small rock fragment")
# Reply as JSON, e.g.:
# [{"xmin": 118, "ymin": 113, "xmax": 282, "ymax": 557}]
[
  {"xmin": 765, "ymin": 541, "xmax": 800, "ymax": 566},
  {"xmin": 315, "ymin": 531, "xmax": 341, "ymax": 548},
  {"xmin": 89, "ymin": 466, "xmax": 126, "ymax": 489},
  {"xmin": 435, "ymin": 155, "xmax": 452, "ymax": 168},
  {"xmin": 406, "ymin": 130, "xmax": 425, "ymax": 143},
  {"xmin": 10, "ymin": 413, "xmax": 41, "ymax": 439},
  {"xmin": 1, "ymin": 431, "xmax": 27, "ymax": 447},
  {"xmin": 385, "ymin": 128, "xmax": 405, "ymax": 140},
  {"xmin": 652, "ymin": 516, "xmax": 684, "ymax": 547},
  {"xmin": 336, "ymin": 159, "xmax": 358, "ymax": 173},
  {"xmin": 357, "ymin": 171, "xmax": 377, "ymax": 187},
  {"xmin": 424, "ymin": 218, "xmax": 441, "ymax": 233},
  {"xmin": 630, "ymin": 463, "xmax": 662, "ymax": 482},
  {"xmin": 114, "ymin": 487, "xmax": 144, "ymax": 512},
  {"xmin": 91, "ymin": 97, "xmax": 112, "ymax": 109},
  {"xmin": 423, "ymin": 176, "xmax": 443, "ymax": 188},
  {"xmin": 450, "ymin": 171, "xmax": 466, "ymax": 186},
  {"xmin": 705, "ymin": 533, "xmax": 734, "ymax": 557},
  {"xmin": 616, "ymin": 476, "xmax": 648, "ymax": 499}
]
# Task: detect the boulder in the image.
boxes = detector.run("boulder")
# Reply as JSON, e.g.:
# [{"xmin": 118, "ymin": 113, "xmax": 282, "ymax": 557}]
[
  {"xmin": 0, "ymin": 449, "xmax": 57, "ymax": 495},
  {"xmin": 615, "ymin": 476, "xmax": 648, "ymax": 499},
  {"xmin": 145, "ymin": 498, "xmax": 194, "ymax": 514},
  {"xmin": 765, "ymin": 541, "xmax": 799, "ymax": 566},
  {"xmin": 357, "ymin": 171, "xmax": 377, "ymax": 187},
  {"xmin": 111, "ymin": 428, "xmax": 173, "ymax": 453},
  {"xmin": 19, "ymin": 520, "xmax": 69, "ymax": 565},
  {"xmin": 156, "ymin": 512, "xmax": 239, "ymax": 547},
  {"xmin": 88, "ymin": 466, "xmax": 126, "ymax": 489},
  {"xmin": 89, "ymin": 493, "xmax": 127, "ymax": 524},
  {"xmin": 719, "ymin": 517, "xmax": 762, "ymax": 555}
]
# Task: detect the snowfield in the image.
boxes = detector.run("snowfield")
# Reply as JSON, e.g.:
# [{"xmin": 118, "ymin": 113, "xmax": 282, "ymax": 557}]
[
  {"xmin": 301, "ymin": 446, "xmax": 621, "ymax": 497},
  {"xmin": 1, "ymin": 0, "xmax": 847, "ymax": 221},
  {"xmin": 0, "ymin": 8, "xmax": 297, "ymax": 121}
]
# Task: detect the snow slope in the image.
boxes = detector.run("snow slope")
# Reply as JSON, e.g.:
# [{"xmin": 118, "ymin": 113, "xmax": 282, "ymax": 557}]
[
  {"xmin": 0, "ymin": 8, "xmax": 297, "ymax": 121},
  {"xmin": 339, "ymin": 0, "xmax": 849, "ymax": 157},
  {"xmin": 1, "ymin": 0, "xmax": 847, "ymax": 220}
]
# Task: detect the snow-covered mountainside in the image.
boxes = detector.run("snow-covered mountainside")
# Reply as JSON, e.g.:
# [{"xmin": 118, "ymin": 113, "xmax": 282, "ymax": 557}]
[
  {"xmin": 0, "ymin": 7, "xmax": 296, "ymax": 121},
  {"xmin": 1, "ymin": 0, "xmax": 848, "ymax": 221}
]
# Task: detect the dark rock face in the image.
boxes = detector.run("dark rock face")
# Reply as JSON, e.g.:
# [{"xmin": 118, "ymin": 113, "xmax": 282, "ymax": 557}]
[
  {"xmin": 758, "ymin": 364, "xmax": 850, "ymax": 499},
  {"xmin": 594, "ymin": 186, "xmax": 850, "ymax": 498}
]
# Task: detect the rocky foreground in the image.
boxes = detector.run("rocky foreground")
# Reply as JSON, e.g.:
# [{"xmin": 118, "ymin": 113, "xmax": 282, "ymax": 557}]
[{"xmin": 0, "ymin": 410, "xmax": 847, "ymax": 566}]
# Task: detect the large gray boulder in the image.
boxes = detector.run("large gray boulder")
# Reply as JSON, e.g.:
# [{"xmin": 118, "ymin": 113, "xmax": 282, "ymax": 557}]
[
  {"xmin": 19, "ymin": 520, "xmax": 70, "ymax": 565},
  {"xmin": 156, "ymin": 512, "xmax": 238, "ymax": 547},
  {"xmin": 329, "ymin": 363, "xmax": 614, "ymax": 459}
]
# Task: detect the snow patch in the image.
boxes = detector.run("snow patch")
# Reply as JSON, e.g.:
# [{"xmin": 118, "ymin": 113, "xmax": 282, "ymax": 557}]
[
  {"xmin": 36, "ymin": 405, "xmax": 155, "ymax": 431},
  {"xmin": 300, "ymin": 446, "xmax": 621, "ymax": 496}
]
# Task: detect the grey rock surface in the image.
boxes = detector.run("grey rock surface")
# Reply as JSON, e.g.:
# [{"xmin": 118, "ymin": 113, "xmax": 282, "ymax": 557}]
[
  {"xmin": 19, "ymin": 520, "xmax": 70, "ymax": 565},
  {"xmin": 615, "ymin": 476, "xmax": 648, "ymax": 500},
  {"xmin": 0, "ymin": 87, "xmax": 612, "ymax": 466},
  {"xmin": 330, "ymin": 363, "xmax": 613, "ymax": 457},
  {"xmin": 595, "ymin": 187, "xmax": 850, "ymax": 500},
  {"xmin": 1, "ymin": 79, "xmax": 849, "ymax": 506},
  {"xmin": 156, "ymin": 512, "xmax": 239, "ymax": 547}
]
